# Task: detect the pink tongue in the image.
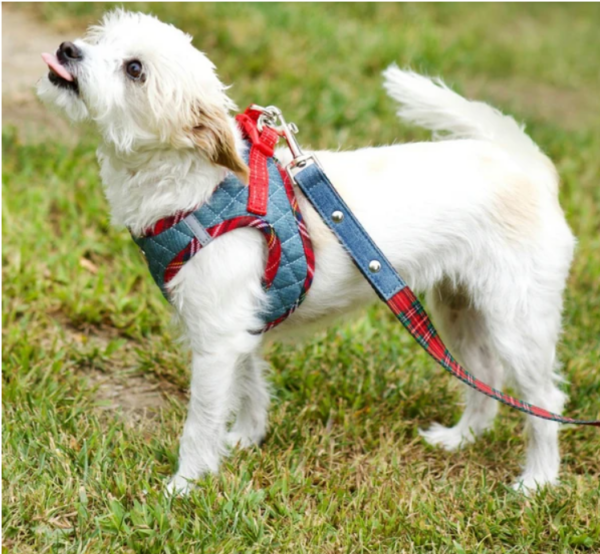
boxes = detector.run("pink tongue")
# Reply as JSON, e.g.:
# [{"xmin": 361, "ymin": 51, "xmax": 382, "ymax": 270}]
[{"xmin": 41, "ymin": 52, "xmax": 74, "ymax": 82}]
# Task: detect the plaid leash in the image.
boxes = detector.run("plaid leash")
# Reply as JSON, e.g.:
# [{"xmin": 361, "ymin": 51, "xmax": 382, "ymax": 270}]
[{"xmin": 293, "ymin": 162, "xmax": 600, "ymax": 427}]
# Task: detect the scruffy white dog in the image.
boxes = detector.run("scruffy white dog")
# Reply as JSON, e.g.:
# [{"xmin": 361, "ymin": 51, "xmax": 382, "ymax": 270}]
[{"xmin": 38, "ymin": 10, "xmax": 575, "ymax": 494}]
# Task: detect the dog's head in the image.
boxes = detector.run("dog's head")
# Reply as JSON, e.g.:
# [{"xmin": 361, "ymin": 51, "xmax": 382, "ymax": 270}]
[{"xmin": 37, "ymin": 9, "xmax": 247, "ymax": 180}]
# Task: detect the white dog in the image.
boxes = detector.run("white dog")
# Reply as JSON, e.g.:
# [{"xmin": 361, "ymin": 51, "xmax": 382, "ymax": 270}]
[{"xmin": 38, "ymin": 10, "xmax": 576, "ymax": 494}]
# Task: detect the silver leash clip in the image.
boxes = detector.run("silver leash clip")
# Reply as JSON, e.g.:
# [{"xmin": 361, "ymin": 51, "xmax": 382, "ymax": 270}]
[{"xmin": 249, "ymin": 104, "xmax": 321, "ymax": 183}]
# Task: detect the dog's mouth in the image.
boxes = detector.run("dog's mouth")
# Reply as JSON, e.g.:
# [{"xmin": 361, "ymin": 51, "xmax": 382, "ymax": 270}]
[{"xmin": 41, "ymin": 52, "xmax": 79, "ymax": 95}]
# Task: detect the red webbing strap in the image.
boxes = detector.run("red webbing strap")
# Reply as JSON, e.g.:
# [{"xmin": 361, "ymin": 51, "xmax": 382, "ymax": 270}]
[{"xmin": 235, "ymin": 108, "xmax": 280, "ymax": 216}]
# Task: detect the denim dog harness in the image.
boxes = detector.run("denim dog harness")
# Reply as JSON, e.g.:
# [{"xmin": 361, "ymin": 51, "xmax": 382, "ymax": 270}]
[
  {"xmin": 132, "ymin": 107, "xmax": 314, "ymax": 332},
  {"xmin": 133, "ymin": 104, "xmax": 599, "ymax": 427}
]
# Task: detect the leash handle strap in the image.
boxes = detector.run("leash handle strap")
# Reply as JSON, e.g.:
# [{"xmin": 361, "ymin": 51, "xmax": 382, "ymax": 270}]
[{"xmin": 293, "ymin": 162, "xmax": 600, "ymax": 427}]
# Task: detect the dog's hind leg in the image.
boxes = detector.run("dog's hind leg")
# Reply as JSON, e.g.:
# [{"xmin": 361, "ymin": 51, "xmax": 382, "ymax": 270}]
[
  {"xmin": 227, "ymin": 353, "xmax": 270, "ymax": 449},
  {"xmin": 485, "ymin": 292, "xmax": 567, "ymax": 492},
  {"xmin": 419, "ymin": 281, "xmax": 505, "ymax": 451}
]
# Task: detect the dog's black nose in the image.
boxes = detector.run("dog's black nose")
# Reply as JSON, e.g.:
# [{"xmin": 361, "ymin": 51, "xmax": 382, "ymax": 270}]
[{"xmin": 58, "ymin": 41, "xmax": 82, "ymax": 61}]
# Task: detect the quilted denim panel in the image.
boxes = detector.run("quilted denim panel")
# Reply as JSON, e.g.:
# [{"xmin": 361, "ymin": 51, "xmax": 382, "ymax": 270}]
[{"xmin": 132, "ymin": 150, "xmax": 311, "ymax": 328}]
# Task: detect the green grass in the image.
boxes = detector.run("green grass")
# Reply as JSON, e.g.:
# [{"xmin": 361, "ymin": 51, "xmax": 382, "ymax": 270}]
[{"xmin": 3, "ymin": 3, "xmax": 600, "ymax": 553}]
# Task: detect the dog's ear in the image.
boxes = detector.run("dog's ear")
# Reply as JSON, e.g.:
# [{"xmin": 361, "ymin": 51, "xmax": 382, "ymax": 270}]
[{"xmin": 188, "ymin": 105, "xmax": 249, "ymax": 184}]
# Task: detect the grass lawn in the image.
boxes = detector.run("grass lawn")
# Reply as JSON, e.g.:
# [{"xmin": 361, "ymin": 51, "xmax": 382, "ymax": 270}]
[{"xmin": 3, "ymin": 3, "xmax": 600, "ymax": 552}]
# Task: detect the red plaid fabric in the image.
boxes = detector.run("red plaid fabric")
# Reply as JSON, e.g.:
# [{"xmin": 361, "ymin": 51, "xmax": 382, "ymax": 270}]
[
  {"xmin": 144, "ymin": 211, "xmax": 190, "ymax": 237},
  {"xmin": 164, "ymin": 216, "xmax": 281, "ymax": 290},
  {"xmin": 388, "ymin": 287, "xmax": 600, "ymax": 426}
]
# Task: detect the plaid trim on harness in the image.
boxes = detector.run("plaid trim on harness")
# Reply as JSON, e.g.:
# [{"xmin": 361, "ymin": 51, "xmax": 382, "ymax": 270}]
[{"xmin": 162, "ymin": 216, "xmax": 282, "ymax": 291}]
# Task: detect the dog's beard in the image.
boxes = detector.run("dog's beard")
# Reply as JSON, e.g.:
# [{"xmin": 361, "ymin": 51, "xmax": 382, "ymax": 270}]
[{"xmin": 37, "ymin": 74, "xmax": 89, "ymax": 122}]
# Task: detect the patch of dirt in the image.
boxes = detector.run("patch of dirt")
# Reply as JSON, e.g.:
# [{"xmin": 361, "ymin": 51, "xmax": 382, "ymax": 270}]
[
  {"xmin": 2, "ymin": 5, "xmax": 87, "ymax": 142},
  {"xmin": 87, "ymin": 370, "xmax": 179, "ymax": 425},
  {"xmin": 52, "ymin": 315, "xmax": 187, "ymax": 424}
]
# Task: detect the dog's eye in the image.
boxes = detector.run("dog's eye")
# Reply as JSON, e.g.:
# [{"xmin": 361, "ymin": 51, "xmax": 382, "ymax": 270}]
[{"xmin": 125, "ymin": 60, "xmax": 143, "ymax": 81}]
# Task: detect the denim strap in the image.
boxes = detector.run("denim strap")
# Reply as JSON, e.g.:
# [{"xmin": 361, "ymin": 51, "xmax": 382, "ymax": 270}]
[{"xmin": 294, "ymin": 163, "xmax": 405, "ymax": 300}]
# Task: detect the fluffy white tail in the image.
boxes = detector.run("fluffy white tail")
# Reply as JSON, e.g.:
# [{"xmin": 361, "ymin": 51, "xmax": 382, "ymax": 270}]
[{"xmin": 382, "ymin": 66, "xmax": 558, "ymax": 192}]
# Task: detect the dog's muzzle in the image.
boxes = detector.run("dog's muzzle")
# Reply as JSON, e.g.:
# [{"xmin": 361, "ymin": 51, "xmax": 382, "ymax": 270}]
[{"xmin": 42, "ymin": 42, "xmax": 81, "ymax": 95}]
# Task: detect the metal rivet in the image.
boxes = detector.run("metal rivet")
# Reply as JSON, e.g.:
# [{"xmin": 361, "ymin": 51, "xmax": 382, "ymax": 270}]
[
  {"xmin": 331, "ymin": 210, "xmax": 344, "ymax": 223},
  {"xmin": 369, "ymin": 260, "xmax": 381, "ymax": 273},
  {"xmin": 297, "ymin": 160, "xmax": 306, "ymax": 168}
]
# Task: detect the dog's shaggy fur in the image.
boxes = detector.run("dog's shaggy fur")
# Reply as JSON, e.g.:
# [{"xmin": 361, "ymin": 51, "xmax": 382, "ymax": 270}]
[{"xmin": 39, "ymin": 10, "xmax": 576, "ymax": 495}]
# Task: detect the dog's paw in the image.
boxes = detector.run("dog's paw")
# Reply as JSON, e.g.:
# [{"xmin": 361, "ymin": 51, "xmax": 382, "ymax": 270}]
[
  {"xmin": 165, "ymin": 473, "xmax": 196, "ymax": 497},
  {"xmin": 419, "ymin": 422, "xmax": 476, "ymax": 451},
  {"xmin": 512, "ymin": 473, "xmax": 557, "ymax": 495}
]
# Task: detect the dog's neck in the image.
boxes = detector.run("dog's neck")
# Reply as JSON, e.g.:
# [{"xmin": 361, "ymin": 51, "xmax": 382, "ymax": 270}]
[{"xmin": 97, "ymin": 119, "xmax": 247, "ymax": 236}]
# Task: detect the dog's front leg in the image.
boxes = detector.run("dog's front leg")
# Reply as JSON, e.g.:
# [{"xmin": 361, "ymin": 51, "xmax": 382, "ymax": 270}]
[
  {"xmin": 164, "ymin": 229, "xmax": 267, "ymax": 495},
  {"xmin": 167, "ymin": 334, "xmax": 261, "ymax": 495}
]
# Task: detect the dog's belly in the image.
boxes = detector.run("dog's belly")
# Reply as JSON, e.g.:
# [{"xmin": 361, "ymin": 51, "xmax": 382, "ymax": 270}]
[{"xmin": 273, "ymin": 139, "xmax": 544, "ymax": 337}]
